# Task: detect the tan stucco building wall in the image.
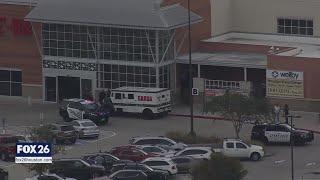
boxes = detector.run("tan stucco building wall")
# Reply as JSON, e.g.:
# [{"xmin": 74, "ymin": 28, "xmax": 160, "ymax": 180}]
[
  {"xmin": 211, "ymin": 0, "xmax": 320, "ymax": 37},
  {"xmin": 210, "ymin": 0, "xmax": 233, "ymax": 36}
]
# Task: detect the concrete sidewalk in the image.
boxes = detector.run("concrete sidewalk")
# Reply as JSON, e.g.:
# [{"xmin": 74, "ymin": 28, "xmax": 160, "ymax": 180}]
[{"xmin": 170, "ymin": 104, "xmax": 320, "ymax": 134}]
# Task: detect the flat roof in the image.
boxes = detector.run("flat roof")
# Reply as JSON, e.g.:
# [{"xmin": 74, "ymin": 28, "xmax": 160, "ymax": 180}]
[
  {"xmin": 0, "ymin": 0, "xmax": 37, "ymax": 6},
  {"xmin": 112, "ymin": 87, "xmax": 168, "ymax": 93},
  {"xmin": 177, "ymin": 52, "xmax": 267, "ymax": 69},
  {"xmin": 25, "ymin": 0, "xmax": 202, "ymax": 30},
  {"xmin": 205, "ymin": 32, "xmax": 320, "ymax": 58}
]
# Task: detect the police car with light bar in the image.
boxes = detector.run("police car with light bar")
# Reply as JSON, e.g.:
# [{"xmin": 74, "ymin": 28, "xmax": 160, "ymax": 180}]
[
  {"xmin": 59, "ymin": 98, "xmax": 110, "ymax": 125},
  {"xmin": 251, "ymin": 123, "xmax": 314, "ymax": 145}
]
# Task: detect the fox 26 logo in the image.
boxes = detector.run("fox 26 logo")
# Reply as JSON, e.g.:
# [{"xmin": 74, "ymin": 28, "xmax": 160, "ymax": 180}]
[{"xmin": 16, "ymin": 143, "xmax": 52, "ymax": 157}]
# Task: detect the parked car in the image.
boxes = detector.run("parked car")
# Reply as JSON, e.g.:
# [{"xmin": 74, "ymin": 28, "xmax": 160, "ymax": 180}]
[
  {"xmin": 109, "ymin": 170, "xmax": 148, "ymax": 180},
  {"xmin": 129, "ymin": 137, "xmax": 187, "ymax": 151},
  {"xmin": 109, "ymin": 145, "xmax": 136, "ymax": 155},
  {"xmin": 251, "ymin": 123, "xmax": 314, "ymax": 145},
  {"xmin": 212, "ymin": 139, "xmax": 265, "ymax": 161},
  {"xmin": 83, "ymin": 153, "xmax": 133, "ymax": 173},
  {"xmin": 172, "ymin": 147, "xmax": 213, "ymax": 160},
  {"xmin": 110, "ymin": 146, "xmax": 157, "ymax": 162},
  {"xmin": 16, "ymin": 135, "xmax": 32, "ymax": 143},
  {"xmin": 135, "ymin": 145, "xmax": 175, "ymax": 157},
  {"xmin": 47, "ymin": 123, "xmax": 78, "ymax": 145},
  {"xmin": 0, "ymin": 167, "xmax": 8, "ymax": 180},
  {"xmin": 25, "ymin": 173, "xmax": 77, "ymax": 180},
  {"xmin": 141, "ymin": 157, "xmax": 178, "ymax": 175},
  {"xmin": 71, "ymin": 119, "xmax": 100, "ymax": 138},
  {"xmin": 171, "ymin": 156, "xmax": 200, "ymax": 174},
  {"xmin": 49, "ymin": 159, "xmax": 106, "ymax": 180},
  {"xmin": 59, "ymin": 98, "xmax": 110, "ymax": 125},
  {"xmin": 0, "ymin": 134, "xmax": 19, "ymax": 161},
  {"xmin": 90, "ymin": 176, "xmax": 111, "ymax": 180},
  {"xmin": 110, "ymin": 163, "xmax": 168, "ymax": 180}
]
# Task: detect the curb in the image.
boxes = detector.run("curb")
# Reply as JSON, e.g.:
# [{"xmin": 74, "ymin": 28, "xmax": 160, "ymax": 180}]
[{"xmin": 169, "ymin": 113, "xmax": 320, "ymax": 135}]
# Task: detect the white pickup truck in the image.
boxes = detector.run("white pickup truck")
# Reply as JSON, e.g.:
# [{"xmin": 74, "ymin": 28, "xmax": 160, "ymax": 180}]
[{"xmin": 212, "ymin": 139, "xmax": 265, "ymax": 161}]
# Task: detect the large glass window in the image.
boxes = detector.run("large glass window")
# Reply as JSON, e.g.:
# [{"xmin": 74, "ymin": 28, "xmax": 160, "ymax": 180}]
[
  {"xmin": 0, "ymin": 69, "xmax": 22, "ymax": 96},
  {"xmin": 277, "ymin": 18, "xmax": 313, "ymax": 36},
  {"xmin": 159, "ymin": 65, "xmax": 170, "ymax": 88},
  {"xmin": 42, "ymin": 24, "xmax": 167, "ymax": 63},
  {"xmin": 98, "ymin": 64, "xmax": 157, "ymax": 89}
]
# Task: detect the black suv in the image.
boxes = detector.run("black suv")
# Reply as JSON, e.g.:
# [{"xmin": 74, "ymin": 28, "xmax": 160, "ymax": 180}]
[
  {"xmin": 251, "ymin": 123, "xmax": 314, "ymax": 145},
  {"xmin": 110, "ymin": 163, "xmax": 168, "ymax": 180},
  {"xmin": 83, "ymin": 153, "xmax": 133, "ymax": 174},
  {"xmin": 59, "ymin": 98, "xmax": 111, "ymax": 125},
  {"xmin": 49, "ymin": 159, "xmax": 106, "ymax": 180}
]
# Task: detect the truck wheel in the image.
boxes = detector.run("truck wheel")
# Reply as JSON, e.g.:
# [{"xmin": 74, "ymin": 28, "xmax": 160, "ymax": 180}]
[
  {"xmin": 250, "ymin": 152, "xmax": 261, "ymax": 161},
  {"xmin": 142, "ymin": 109, "xmax": 154, "ymax": 120}
]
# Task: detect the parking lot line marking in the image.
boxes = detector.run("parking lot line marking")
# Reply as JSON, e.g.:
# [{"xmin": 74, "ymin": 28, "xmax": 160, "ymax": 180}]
[
  {"xmin": 85, "ymin": 131, "xmax": 117, "ymax": 143},
  {"xmin": 306, "ymin": 162, "xmax": 317, "ymax": 166},
  {"xmin": 0, "ymin": 163, "xmax": 17, "ymax": 169},
  {"xmin": 275, "ymin": 160, "xmax": 286, "ymax": 164}
]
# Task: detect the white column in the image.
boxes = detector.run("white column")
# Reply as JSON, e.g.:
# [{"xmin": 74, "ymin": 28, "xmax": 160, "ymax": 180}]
[
  {"xmin": 155, "ymin": 30, "xmax": 160, "ymax": 87},
  {"xmin": 244, "ymin": 67, "xmax": 247, "ymax": 82},
  {"xmin": 198, "ymin": 64, "xmax": 201, "ymax": 78}
]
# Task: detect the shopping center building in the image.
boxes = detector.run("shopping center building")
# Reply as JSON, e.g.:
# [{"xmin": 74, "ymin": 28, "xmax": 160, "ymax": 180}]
[
  {"xmin": 176, "ymin": 0, "xmax": 320, "ymax": 110},
  {"xmin": 25, "ymin": 0, "xmax": 201, "ymax": 102},
  {"xmin": 0, "ymin": 0, "xmax": 41, "ymax": 98},
  {"xmin": 1, "ymin": 0, "xmax": 320, "ymax": 110}
]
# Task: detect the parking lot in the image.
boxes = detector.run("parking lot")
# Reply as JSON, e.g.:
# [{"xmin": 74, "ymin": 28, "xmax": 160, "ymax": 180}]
[{"xmin": 1, "ymin": 98, "xmax": 320, "ymax": 180}]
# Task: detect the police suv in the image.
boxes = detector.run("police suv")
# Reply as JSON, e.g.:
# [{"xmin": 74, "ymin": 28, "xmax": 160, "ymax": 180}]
[
  {"xmin": 59, "ymin": 98, "xmax": 110, "ymax": 125},
  {"xmin": 251, "ymin": 123, "xmax": 314, "ymax": 145}
]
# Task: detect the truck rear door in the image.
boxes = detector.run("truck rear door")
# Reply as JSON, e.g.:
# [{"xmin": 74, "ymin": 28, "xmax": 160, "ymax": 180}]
[{"xmin": 158, "ymin": 90, "xmax": 171, "ymax": 105}]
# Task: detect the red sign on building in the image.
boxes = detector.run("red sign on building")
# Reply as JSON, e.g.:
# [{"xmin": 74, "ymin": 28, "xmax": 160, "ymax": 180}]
[{"xmin": 0, "ymin": 16, "xmax": 32, "ymax": 37}]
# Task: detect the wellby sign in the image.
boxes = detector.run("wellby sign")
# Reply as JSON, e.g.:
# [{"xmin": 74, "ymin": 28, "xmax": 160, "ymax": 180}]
[
  {"xmin": 268, "ymin": 70, "xmax": 303, "ymax": 81},
  {"xmin": 266, "ymin": 70, "xmax": 304, "ymax": 98}
]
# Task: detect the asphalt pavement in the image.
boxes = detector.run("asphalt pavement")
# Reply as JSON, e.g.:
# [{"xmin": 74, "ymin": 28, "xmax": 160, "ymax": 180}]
[{"xmin": 1, "ymin": 96, "xmax": 320, "ymax": 180}]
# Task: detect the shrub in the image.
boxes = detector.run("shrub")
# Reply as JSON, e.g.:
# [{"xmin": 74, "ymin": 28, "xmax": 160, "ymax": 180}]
[
  {"xmin": 25, "ymin": 125, "xmax": 64, "ymax": 175},
  {"xmin": 192, "ymin": 153, "xmax": 248, "ymax": 180},
  {"xmin": 166, "ymin": 131, "xmax": 222, "ymax": 144}
]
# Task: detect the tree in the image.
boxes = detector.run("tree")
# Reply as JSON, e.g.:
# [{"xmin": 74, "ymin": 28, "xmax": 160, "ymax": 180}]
[
  {"xmin": 25, "ymin": 125, "xmax": 64, "ymax": 175},
  {"xmin": 192, "ymin": 153, "xmax": 248, "ymax": 180},
  {"xmin": 206, "ymin": 93, "xmax": 272, "ymax": 138}
]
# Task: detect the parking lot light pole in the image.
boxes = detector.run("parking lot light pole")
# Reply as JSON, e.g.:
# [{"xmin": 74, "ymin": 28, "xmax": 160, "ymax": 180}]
[
  {"xmin": 289, "ymin": 115, "xmax": 294, "ymax": 180},
  {"xmin": 187, "ymin": 0, "xmax": 195, "ymax": 137},
  {"xmin": 288, "ymin": 115, "xmax": 301, "ymax": 180}
]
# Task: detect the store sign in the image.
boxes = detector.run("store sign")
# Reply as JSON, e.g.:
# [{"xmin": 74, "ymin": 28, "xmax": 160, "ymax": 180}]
[
  {"xmin": 266, "ymin": 70, "xmax": 304, "ymax": 98},
  {"xmin": 0, "ymin": 16, "xmax": 32, "ymax": 37},
  {"xmin": 205, "ymin": 89, "xmax": 226, "ymax": 97}
]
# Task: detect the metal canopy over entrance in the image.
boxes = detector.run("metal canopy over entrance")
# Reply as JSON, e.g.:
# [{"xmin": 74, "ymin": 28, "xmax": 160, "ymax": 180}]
[
  {"xmin": 176, "ymin": 52, "xmax": 267, "ymax": 69},
  {"xmin": 176, "ymin": 52, "xmax": 267, "ymax": 100}
]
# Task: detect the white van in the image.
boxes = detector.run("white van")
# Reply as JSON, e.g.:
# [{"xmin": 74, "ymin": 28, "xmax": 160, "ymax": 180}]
[{"xmin": 110, "ymin": 87, "xmax": 171, "ymax": 119}]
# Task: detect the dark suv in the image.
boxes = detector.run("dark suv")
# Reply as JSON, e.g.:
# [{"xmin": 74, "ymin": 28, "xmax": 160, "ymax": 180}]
[
  {"xmin": 251, "ymin": 123, "xmax": 314, "ymax": 145},
  {"xmin": 59, "ymin": 98, "xmax": 110, "ymax": 125},
  {"xmin": 47, "ymin": 123, "xmax": 78, "ymax": 145},
  {"xmin": 49, "ymin": 159, "xmax": 106, "ymax": 180},
  {"xmin": 0, "ymin": 168, "xmax": 8, "ymax": 180},
  {"xmin": 83, "ymin": 153, "xmax": 133, "ymax": 174},
  {"xmin": 0, "ymin": 134, "xmax": 19, "ymax": 161},
  {"xmin": 110, "ymin": 163, "xmax": 168, "ymax": 180}
]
